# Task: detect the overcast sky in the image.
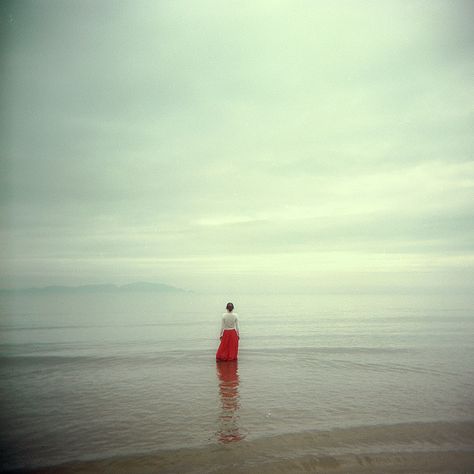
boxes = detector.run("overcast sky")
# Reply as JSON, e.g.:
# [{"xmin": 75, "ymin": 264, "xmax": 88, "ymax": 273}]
[{"xmin": 1, "ymin": 0, "xmax": 473, "ymax": 293}]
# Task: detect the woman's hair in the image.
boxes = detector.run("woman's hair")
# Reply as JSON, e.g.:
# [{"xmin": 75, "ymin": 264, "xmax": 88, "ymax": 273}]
[{"xmin": 226, "ymin": 302, "xmax": 234, "ymax": 312}]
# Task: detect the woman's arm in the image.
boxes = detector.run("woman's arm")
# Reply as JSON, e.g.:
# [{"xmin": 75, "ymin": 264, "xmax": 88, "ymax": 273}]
[
  {"xmin": 235, "ymin": 315, "xmax": 240, "ymax": 338},
  {"xmin": 220, "ymin": 317, "xmax": 224, "ymax": 339}
]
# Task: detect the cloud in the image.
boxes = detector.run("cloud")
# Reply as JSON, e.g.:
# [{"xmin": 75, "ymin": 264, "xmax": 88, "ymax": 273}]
[{"xmin": 0, "ymin": 0, "xmax": 473, "ymax": 291}]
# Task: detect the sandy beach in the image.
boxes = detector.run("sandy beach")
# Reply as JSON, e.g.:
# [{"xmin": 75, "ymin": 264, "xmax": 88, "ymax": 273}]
[
  {"xmin": 7, "ymin": 421, "xmax": 474, "ymax": 473},
  {"xmin": 14, "ymin": 451, "xmax": 474, "ymax": 474}
]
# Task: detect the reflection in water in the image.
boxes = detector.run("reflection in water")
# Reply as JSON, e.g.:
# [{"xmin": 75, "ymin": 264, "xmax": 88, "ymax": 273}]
[{"xmin": 216, "ymin": 360, "xmax": 244, "ymax": 443}]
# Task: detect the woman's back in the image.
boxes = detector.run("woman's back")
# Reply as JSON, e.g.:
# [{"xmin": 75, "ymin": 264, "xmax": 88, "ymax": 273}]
[{"xmin": 222, "ymin": 312, "xmax": 239, "ymax": 330}]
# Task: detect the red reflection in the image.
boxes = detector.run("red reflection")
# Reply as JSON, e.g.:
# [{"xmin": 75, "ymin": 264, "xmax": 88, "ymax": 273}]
[{"xmin": 216, "ymin": 360, "xmax": 243, "ymax": 443}]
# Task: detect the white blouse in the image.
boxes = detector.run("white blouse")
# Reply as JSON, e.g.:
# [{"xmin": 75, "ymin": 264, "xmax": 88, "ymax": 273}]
[{"xmin": 220, "ymin": 311, "xmax": 239, "ymax": 336}]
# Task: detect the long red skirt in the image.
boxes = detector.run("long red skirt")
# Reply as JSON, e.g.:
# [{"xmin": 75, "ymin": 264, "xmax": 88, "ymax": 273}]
[{"xmin": 216, "ymin": 329, "xmax": 239, "ymax": 361}]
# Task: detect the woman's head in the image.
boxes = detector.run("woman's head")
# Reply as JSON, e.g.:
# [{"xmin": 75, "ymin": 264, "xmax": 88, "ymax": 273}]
[{"xmin": 226, "ymin": 302, "xmax": 234, "ymax": 312}]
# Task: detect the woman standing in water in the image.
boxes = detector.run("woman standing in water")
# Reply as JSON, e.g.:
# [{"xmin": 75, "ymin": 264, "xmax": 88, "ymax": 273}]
[{"xmin": 216, "ymin": 302, "xmax": 239, "ymax": 361}]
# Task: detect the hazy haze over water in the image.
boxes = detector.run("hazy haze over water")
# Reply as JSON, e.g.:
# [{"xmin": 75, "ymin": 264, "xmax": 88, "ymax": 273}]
[{"xmin": 1, "ymin": 0, "xmax": 473, "ymax": 295}]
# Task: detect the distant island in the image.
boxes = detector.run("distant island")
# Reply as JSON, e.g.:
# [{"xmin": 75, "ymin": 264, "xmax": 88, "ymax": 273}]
[{"xmin": 0, "ymin": 281, "xmax": 190, "ymax": 294}]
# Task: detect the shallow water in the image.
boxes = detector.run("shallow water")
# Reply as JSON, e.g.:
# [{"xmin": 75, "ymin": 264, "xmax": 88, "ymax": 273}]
[{"xmin": 0, "ymin": 292, "xmax": 473, "ymax": 471}]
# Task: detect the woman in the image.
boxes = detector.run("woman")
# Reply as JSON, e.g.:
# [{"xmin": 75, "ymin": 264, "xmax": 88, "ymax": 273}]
[{"xmin": 216, "ymin": 302, "xmax": 239, "ymax": 361}]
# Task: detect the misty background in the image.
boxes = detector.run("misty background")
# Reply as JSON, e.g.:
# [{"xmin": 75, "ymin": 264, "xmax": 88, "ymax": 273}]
[{"xmin": 1, "ymin": 0, "xmax": 473, "ymax": 294}]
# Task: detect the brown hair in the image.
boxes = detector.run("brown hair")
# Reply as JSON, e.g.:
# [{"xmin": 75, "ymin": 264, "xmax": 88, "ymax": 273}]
[{"xmin": 226, "ymin": 302, "xmax": 234, "ymax": 312}]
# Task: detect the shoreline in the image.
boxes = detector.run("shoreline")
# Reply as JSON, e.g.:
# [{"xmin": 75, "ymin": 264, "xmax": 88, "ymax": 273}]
[
  {"xmin": 5, "ymin": 420, "xmax": 474, "ymax": 474},
  {"xmin": 11, "ymin": 451, "xmax": 474, "ymax": 474}
]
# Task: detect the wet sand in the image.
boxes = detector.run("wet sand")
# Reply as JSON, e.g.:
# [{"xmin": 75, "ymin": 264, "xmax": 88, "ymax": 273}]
[
  {"xmin": 8, "ymin": 421, "xmax": 474, "ymax": 474},
  {"xmin": 16, "ymin": 450, "xmax": 474, "ymax": 474}
]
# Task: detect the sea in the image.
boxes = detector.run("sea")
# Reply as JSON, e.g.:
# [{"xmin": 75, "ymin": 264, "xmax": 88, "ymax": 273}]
[{"xmin": 0, "ymin": 291, "xmax": 473, "ymax": 473}]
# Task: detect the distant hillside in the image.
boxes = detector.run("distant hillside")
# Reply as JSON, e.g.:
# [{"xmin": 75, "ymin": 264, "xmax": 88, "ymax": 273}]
[{"xmin": 0, "ymin": 282, "xmax": 189, "ymax": 294}]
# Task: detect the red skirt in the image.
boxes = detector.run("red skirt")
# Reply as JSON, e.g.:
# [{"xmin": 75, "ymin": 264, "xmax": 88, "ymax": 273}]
[{"xmin": 216, "ymin": 329, "xmax": 239, "ymax": 361}]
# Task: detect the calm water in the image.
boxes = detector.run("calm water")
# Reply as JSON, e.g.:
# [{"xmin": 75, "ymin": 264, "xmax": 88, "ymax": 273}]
[{"xmin": 0, "ymin": 292, "xmax": 473, "ymax": 471}]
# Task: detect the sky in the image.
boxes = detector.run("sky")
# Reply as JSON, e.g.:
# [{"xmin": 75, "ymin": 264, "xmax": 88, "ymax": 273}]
[{"xmin": 1, "ymin": 0, "xmax": 473, "ymax": 294}]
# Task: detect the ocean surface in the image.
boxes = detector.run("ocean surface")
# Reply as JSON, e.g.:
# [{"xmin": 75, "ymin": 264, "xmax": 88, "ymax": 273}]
[{"xmin": 0, "ymin": 292, "xmax": 473, "ymax": 472}]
